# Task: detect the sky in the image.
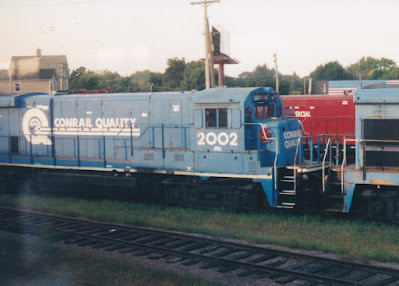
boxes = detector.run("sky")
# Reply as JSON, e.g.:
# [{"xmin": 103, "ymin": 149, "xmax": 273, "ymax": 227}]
[{"xmin": 1, "ymin": 0, "xmax": 399, "ymax": 78}]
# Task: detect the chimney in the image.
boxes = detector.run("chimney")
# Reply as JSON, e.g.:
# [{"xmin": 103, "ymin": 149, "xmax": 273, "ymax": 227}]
[{"xmin": 36, "ymin": 49, "xmax": 42, "ymax": 57}]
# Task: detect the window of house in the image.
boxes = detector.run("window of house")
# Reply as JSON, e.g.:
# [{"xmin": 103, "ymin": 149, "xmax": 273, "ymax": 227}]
[
  {"xmin": 205, "ymin": 108, "xmax": 228, "ymax": 128},
  {"xmin": 14, "ymin": 82, "xmax": 21, "ymax": 92}
]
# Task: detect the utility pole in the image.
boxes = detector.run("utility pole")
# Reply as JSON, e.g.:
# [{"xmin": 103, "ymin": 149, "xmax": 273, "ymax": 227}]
[
  {"xmin": 191, "ymin": 0, "xmax": 220, "ymax": 89},
  {"xmin": 273, "ymin": 54, "xmax": 279, "ymax": 93},
  {"xmin": 208, "ymin": 19, "xmax": 215, "ymax": 88}
]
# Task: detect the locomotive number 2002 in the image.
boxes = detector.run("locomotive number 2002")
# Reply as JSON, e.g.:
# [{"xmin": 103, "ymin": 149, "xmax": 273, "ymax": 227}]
[{"xmin": 197, "ymin": 132, "xmax": 238, "ymax": 146}]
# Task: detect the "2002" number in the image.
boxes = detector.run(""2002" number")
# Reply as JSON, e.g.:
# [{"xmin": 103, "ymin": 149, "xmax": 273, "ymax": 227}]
[{"xmin": 197, "ymin": 132, "xmax": 238, "ymax": 146}]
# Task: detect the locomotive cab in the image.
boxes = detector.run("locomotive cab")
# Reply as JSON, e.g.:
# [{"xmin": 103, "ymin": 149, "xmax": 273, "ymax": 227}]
[{"xmin": 244, "ymin": 88, "xmax": 302, "ymax": 167}]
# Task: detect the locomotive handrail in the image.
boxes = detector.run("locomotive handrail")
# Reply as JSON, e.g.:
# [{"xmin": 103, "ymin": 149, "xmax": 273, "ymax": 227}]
[
  {"xmin": 244, "ymin": 123, "xmax": 279, "ymax": 186},
  {"xmin": 293, "ymin": 137, "xmax": 302, "ymax": 191},
  {"xmin": 322, "ymin": 137, "xmax": 338, "ymax": 193},
  {"xmin": 293, "ymin": 136, "xmax": 313, "ymax": 166},
  {"xmin": 294, "ymin": 137, "xmax": 302, "ymax": 167},
  {"xmin": 299, "ymin": 121, "xmax": 310, "ymax": 137},
  {"xmin": 12, "ymin": 122, "xmax": 192, "ymax": 166},
  {"xmin": 292, "ymin": 136, "xmax": 313, "ymax": 192},
  {"xmin": 256, "ymin": 123, "xmax": 278, "ymax": 185},
  {"xmin": 341, "ymin": 138, "xmax": 399, "ymax": 194},
  {"xmin": 317, "ymin": 134, "xmax": 326, "ymax": 164}
]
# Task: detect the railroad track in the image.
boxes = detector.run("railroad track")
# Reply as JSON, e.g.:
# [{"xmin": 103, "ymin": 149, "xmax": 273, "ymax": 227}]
[{"xmin": 0, "ymin": 207, "xmax": 398, "ymax": 286}]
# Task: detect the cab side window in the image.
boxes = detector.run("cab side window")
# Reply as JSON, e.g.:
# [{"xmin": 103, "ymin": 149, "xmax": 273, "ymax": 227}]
[
  {"xmin": 245, "ymin": 107, "xmax": 252, "ymax": 123},
  {"xmin": 206, "ymin": 109, "xmax": 217, "ymax": 128},
  {"xmin": 267, "ymin": 103, "xmax": 275, "ymax": 117},
  {"xmin": 219, "ymin": 108, "xmax": 227, "ymax": 128},
  {"xmin": 205, "ymin": 108, "xmax": 228, "ymax": 128}
]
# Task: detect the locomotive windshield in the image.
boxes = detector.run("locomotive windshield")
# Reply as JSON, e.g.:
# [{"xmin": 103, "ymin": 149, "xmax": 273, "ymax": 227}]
[{"xmin": 255, "ymin": 104, "xmax": 275, "ymax": 118}]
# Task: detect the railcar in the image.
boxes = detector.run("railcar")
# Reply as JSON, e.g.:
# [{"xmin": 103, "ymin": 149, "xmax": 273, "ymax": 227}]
[
  {"xmin": 0, "ymin": 87, "xmax": 324, "ymax": 211},
  {"xmin": 281, "ymin": 94, "xmax": 356, "ymax": 164},
  {"xmin": 325, "ymin": 85, "xmax": 399, "ymax": 223},
  {"xmin": 281, "ymin": 94, "xmax": 355, "ymax": 145}
]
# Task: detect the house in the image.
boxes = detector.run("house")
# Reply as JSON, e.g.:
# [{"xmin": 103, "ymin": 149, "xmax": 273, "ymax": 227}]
[{"xmin": 0, "ymin": 49, "xmax": 69, "ymax": 95}]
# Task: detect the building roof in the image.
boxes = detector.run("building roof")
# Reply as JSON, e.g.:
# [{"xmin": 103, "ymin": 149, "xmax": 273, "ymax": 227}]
[
  {"xmin": 11, "ymin": 55, "xmax": 67, "ymax": 69},
  {"xmin": 9, "ymin": 53, "xmax": 68, "ymax": 81}
]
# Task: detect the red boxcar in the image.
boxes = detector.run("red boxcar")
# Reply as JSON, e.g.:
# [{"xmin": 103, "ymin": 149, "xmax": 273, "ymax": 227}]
[{"xmin": 281, "ymin": 94, "xmax": 355, "ymax": 145}]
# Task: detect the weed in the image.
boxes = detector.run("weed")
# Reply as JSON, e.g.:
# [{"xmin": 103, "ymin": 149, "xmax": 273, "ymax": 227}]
[{"xmin": 0, "ymin": 194, "xmax": 398, "ymax": 263}]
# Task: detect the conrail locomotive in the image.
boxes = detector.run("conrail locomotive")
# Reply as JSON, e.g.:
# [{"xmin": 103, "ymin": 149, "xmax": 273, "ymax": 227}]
[{"xmin": 0, "ymin": 86, "xmax": 398, "ymax": 223}]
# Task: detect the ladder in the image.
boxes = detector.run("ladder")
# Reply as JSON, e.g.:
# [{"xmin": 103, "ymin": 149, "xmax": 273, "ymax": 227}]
[
  {"xmin": 276, "ymin": 168, "xmax": 297, "ymax": 209},
  {"xmin": 324, "ymin": 168, "xmax": 345, "ymax": 213}
]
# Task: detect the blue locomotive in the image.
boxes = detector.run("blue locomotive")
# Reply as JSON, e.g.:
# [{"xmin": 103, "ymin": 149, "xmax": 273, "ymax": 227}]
[
  {"xmin": 0, "ymin": 87, "xmax": 323, "ymax": 211},
  {"xmin": 325, "ymin": 85, "xmax": 399, "ymax": 222},
  {"xmin": 4, "ymin": 85, "xmax": 398, "ymax": 223}
]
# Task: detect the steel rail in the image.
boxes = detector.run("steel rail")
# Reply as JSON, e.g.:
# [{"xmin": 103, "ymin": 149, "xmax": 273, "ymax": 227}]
[{"xmin": 0, "ymin": 207, "xmax": 398, "ymax": 285}]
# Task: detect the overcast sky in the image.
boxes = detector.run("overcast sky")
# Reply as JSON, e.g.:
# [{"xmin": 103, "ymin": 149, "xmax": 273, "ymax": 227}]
[{"xmin": 1, "ymin": 0, "xmax": 398, "ymax": 77}]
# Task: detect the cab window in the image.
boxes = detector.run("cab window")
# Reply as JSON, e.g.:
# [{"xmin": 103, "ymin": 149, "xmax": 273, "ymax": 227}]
[
  {"xmin": 206, "ymin": 108, "xmax": 228, "ymax": 128},
  {"xmin": 219, "ymin": 109, "xmax": 227, "ymax": 127},
  {"xmin": 245, "ymin": 107, "xmax": 252, "ymax": 123},
  {"xmin": 256, "ymin": 104, "xmax": 274, "ymax": 118},
  {"xmin": 267, "ymin": 103, "xmax": 275, "ymax": 117},
  {"xmin": 255, "ymin": 106, "xmax": 264, "ymax": 118}
]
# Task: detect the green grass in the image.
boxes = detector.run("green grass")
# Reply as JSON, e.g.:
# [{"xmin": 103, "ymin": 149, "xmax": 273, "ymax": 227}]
[
  {"xmin": 1, "ymin": 194, "xmax": 399, "ymax": 263},
  {"xmin": 0, "ymin": 233, "xmax": 218, "ymax": 286}
]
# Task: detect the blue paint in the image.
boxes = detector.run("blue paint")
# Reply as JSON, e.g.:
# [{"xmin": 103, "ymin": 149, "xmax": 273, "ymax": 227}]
[{"xmin": 0, "ymin": 87, "xmax": 304, "ymax": 209}]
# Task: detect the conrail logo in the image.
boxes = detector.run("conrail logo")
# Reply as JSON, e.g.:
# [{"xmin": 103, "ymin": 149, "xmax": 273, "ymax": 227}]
[
  {"xmin": 283, "ymin": 130, "xmax": 301, "ymax": 149},
  {"xmin": 22, "ymin": 108, "xmax": 140, "ymax": 145},
  {"xmin": 22, "ymin": 108, "xmax": 53, "ymax": 145}
]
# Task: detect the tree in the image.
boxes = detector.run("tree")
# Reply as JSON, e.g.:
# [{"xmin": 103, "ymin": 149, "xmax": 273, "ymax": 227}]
[
  {"xmin": 280, "ymin": 73, "xmax": 303, "ymax": 95},
  {"xmin": 224, "ymin": 76, "xmax": 245, "ymax": 88},
  {"xmin": 126, "ymin": 70, "xmax": 163, "ymax": 92},
  {"xmin": 69, "ymin": 66, "xmax": 87, "ymax": 89},
  {"xmin": 310, "ymin": 61, "xmax": 355, "ymax": 81},
  {"xmin": 97, "ymin": 70, "xmax": 123, "ymax": 92},
  {"xmin": 180, "ymin": 61, "xmax": 205, "ymax": 91},
  {"xmin": 162, "ymin": 58, "xmax": 186, "ymax": 90},
  {"xmin": 346, "ymin": 57, "xmax": 397, "ymax": 80},
  {"xmin": 238, "ymin": 65, "xmax": 275, "ymax": 87}
]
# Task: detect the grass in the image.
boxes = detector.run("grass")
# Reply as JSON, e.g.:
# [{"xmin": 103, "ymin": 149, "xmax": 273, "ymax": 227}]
[
  {"xmin": 0, "ymin": 233, "xmax": 218, "ymax": 286},
  {"xmin": 0, "ymin": 193, "xmax": 399, "ymax": 263}
]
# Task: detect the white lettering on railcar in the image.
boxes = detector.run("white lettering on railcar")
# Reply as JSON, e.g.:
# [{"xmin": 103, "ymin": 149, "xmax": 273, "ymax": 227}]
[
  {"xmin": 295, "ymin": 111, "xmax": 311, "ymax": 118},
  {"xmin": 22, "ymin": 108, "xmax": 141, "ymax": 146}
]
